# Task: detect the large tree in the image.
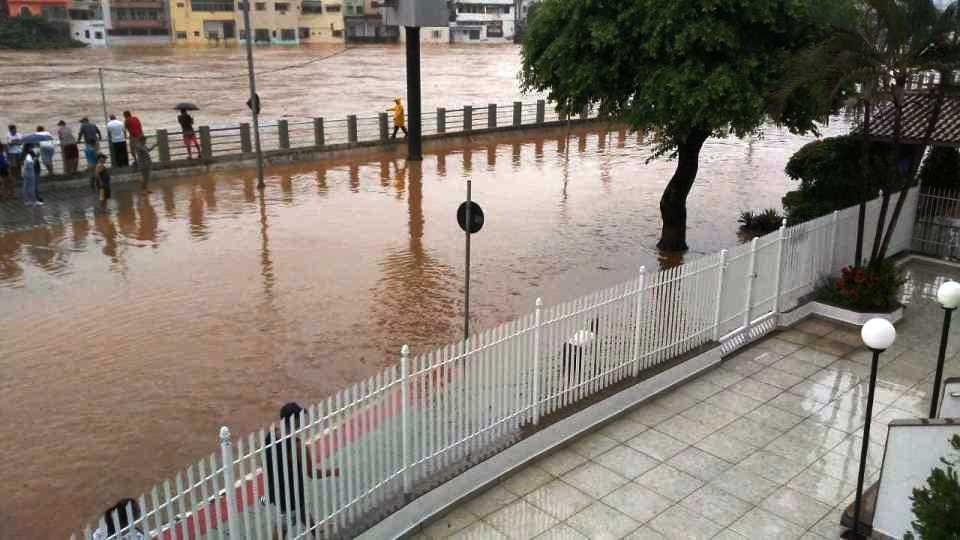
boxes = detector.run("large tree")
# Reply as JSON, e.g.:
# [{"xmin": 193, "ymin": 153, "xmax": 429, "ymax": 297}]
[{"xmin": 520, "ymin": 0, "xmax": 829, "ymax": 251}]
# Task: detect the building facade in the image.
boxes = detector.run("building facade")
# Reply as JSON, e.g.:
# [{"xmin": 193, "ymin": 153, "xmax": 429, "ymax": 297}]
[
  {"xmin": 343, "ymin": 0, "xmax": 395, "ymax": 43},
  {"xmin": 102, "ymin": 0, "xmax": 171, "ymax": 45},
  {"xmin": 170, "ymin": 0, "xmax": 344, "ymax": 45},
  {"xmin": 7, "ymin": 0, "xmax": 69, "ymax": 18},
  {"xmin": 449, "ymin": 0, "xmax": 514, "ymax": 43},
  {"xmin": 398, "ymin": 25, "xmax": 448, "ymax": 44},
  {"xmin": 68, "ymin": 0, "xmax": 107, "ymax": 45}
]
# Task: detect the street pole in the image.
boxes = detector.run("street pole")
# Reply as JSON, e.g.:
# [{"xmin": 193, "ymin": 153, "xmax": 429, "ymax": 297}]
[
  {"xmin": 242, "ymin": 1, "xmax": 265, "ymax": 189},
  {"xmin": 931, "ymin": 307, "xmax": 955, "ymax": 418},
  {"xmin": 464, "ymin": 179, "xmax": 471, "ymax": 340},
  {"xmin": 846, "ymin": 348, "xmax": 881, "ymax": 540},
  {"xmin": 98, "ymin": 68, "xmax": 109, "ymax": 125},
  {"xmin": 405, "ymin": 25, "xmax": 422, "ymax": 161}
]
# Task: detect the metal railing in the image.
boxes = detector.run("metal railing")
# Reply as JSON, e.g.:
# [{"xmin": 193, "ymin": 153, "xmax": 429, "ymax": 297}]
[
  {"xmin": 72, "ymin": 187, "xmax": 920, "ymax": 540},
  {"xmin": 913, "ymin": 187, "xmax": 960, "ymax": 259}
]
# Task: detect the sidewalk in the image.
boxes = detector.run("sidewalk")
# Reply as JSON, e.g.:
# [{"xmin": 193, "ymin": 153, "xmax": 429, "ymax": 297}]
[{"xmin": 412, "ymin": 259, "xmax": 960, "ymax": 539}]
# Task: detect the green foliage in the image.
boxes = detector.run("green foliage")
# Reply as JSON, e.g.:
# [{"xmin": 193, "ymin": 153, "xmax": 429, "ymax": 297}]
[
  {"xmin": 816, "ymin": 259, "xmax": 905, "ymax": 312},
  {"xmin": 738, "ymin": 208, "xmax": 784, "ymax": 235},
  {"xmin": 0, "ymin": 15, "xmax": 85, "ymax": 50},
  {"xmin": 919, "ymin": 146, "xmax": 960, "ymax": 192},
  {"xmin": 520, "ymin": 0, "xmax": 829, "ymax": 159},
  {"xmin": 782, "ymin": 135, "xmax": 900, "ymax": 224},
  {"xmin": 904, "ymin": 435, "xmax": 960, "ymax": 540}
]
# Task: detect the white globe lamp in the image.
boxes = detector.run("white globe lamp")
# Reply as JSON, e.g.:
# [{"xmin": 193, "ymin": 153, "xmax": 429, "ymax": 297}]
[
  {"xmin": 931, "ymin": 280, "xmax": 960, "ymax": 420},
  {"xmin": 937, "ymin": 280, "xmax": 960, "ymax": 309},
  {"xmin": 860, "ymin": 318, "xmax": 896, "ymax": 351}
]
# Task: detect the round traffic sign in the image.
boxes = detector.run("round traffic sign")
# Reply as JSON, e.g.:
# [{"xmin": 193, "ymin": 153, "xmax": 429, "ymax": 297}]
[{"xmin": 457, "ymin": 201, "xmax": 484, "ymax": 234}]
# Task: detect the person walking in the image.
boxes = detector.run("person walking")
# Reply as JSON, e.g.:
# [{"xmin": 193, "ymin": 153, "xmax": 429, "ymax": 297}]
[
  {"xmin": 57, "ymin": 120, "xmax": 80, "ymax": 174},
  {"xmin": 177, "ymin": 109, "xmax": 201, "ymax": 159},
  {"xmin": 123, "ymin": 110, "xmax": 145, "ymax": 165},
  {"xmin": 35, "ymin": 126, "xmax": 56, "ymax": 175},
  {"xmin": 6, "ymin": 125, "xmax": 22, "ymax": 182},
  {"xmin": 106, "ymin": 114, "xmax": 129, "ymax": 168},
  {"xmin": 133, "ymin": 139, "xmax": 156, "ymax": 192},
  {"xmin": 79, "ymin": 118, "xmax": 102, "ymax": 170},
  {"xmin": 20, "ymin": 144, "xmax": 40, "ymax": 206},
  {"xmin": 389, "ymin": 97, "xmax": 408, "ymax": 139},
  {"xmin": 94, "ymin": 153, "xmax": 112, "ymax": 206}
]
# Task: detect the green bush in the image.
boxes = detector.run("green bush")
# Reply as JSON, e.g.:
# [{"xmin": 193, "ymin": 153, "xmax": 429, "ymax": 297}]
[
  {"xmin": 0, "ymin": 15, "xmax": 84, "ymax": 50},
  {"xmin": 918, "ymin": 146, "xmax": 960, "ymax": 192},
  {"xmin": 783, "ymin": 135, "xmax": 899, "ymax": 224},
  {"xmin": 904, "ymin": 435, "xmax": 960, "ymax": 540},
  {"xmin": 816, "ymin": 259, "xmax": 905, "ymax": 312},
  {"xmin": 738, "ymin": 208, "xmax": 784, "ymax": 235}
]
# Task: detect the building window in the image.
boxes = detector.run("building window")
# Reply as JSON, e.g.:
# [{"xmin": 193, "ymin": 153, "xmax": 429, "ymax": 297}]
[
  {"xmin": 19, "ymin": 6, "xmax": 30, "ymax": 16},
  {"xmin": 191, "ymin": 0, "xmax": 234, "ymax": 11},
  {"xmin": 280, "ymin": 28, "xmax": 295, "ymax": 40},
  {"xmin": 298, "ymin": 27, "xmax": 309, "ymax": 39},
  {"xmin": 332, "ymin": 29, "xmax": 342, "ymax": 37},
  {"xmin": 177, "ymin": 2, "xmax": 184, "ymax": 6},
  {"xmin": 84, "ymin": 30, "xmax": 90, "ymax": 38},
  {"xmin": 176, "ymin": 31, "xmax": 187, "ymax": 39},
  {"xmin": 41, "ymin": 5, "xmax": 67, "ymax": 19},
  {"xmin": 486, "ymin": 20, "xmax": 502, "ymax": 37},
  {"xmin": 468, "ymin": 29, "xmax": 480, "ymax": 40},
  {"xmin": 275, "ymin": 2, "xmax": 289, "ymax": 11},
  {"xmin": 255, "ymin": 2, "xmax": 266, "ymax": 10},
  {"xmin": 95, "ymin": 31, "xmax": 103, "ymax": 38},
  {"xmin": 432, "ymin": 30, "xmax": 441, "ymax": 39},
  {"xmin": 255, "ymin": 28, "xmax": 270, "ymax": 41},
  {"xmin": 324, "ymin": 4, "xmax": 340, "ymax": 12},
  {"xmin": 194, "ymin": 31, "xmax": 200, "ymax": 37},
  {"xmin": 302, "ymin": 1, "xmax": 322, "ymax": 13}
]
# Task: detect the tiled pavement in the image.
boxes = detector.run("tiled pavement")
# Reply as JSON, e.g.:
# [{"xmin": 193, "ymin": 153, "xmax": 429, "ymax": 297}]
[{"xmin": 411, "ymin": 260, "xmax": 960, "ymax": 539}]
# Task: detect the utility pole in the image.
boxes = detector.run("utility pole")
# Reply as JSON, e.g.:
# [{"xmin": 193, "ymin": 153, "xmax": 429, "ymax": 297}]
[
  {"xmin": 242, "ymin": 1, "xmax": 266, "ymax": 189},
  {"xmin": 405, "ymin": 25, "xmax": 422, "ymax": 161},
  {"xmin": 98, "ymin": 68, "xmax": 109, "ymax": 125}
]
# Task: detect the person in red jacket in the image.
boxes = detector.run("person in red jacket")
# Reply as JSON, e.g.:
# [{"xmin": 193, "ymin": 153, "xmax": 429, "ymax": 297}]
[{"xmin": 123, "ymin": 110, "xmax": 145, "ymax": 166}]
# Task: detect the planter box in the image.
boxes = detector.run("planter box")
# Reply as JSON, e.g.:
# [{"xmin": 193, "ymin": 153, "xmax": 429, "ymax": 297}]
[{"xmin": 810, "ymin": 301, "xmax": 904, "ymax": 326}]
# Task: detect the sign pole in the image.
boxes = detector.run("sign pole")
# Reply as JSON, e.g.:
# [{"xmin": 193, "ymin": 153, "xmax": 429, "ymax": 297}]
[
  {"xmin": 464, "ymin": 179, "xmax": 471, "ymax": 340},
  {"xmin": 98, "ymin": 68, "xmax": 109, "ymax": 125},
  {"xmin": 242, "ymin": 1, "xmax": 265, "ymax": 189}
]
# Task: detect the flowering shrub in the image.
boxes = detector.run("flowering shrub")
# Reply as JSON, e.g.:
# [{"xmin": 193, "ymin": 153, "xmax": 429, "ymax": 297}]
[{"xmin": 817, "ymin": 260, "xmax": 905, "ymax": 312}]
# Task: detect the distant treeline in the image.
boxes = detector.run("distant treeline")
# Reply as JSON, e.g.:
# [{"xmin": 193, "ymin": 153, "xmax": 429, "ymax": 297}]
[{"xmin": 0, "ymin": 15, "xmax": 85, "ymax": 49}]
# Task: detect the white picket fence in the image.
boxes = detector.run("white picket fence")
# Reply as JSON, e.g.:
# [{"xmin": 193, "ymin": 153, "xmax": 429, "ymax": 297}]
[{"xmin": 74, "ymin": 188, "xmax": 920, "ymax": 540}]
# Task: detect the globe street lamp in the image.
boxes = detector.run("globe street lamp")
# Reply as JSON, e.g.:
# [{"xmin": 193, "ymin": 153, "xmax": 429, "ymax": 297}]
[
  {"xmin": 844, "ymin": 318, "xmax": 897, "ymax": 540},
  {"xmin": 931, "ymin": 280, "xmax": 960, "ymax": 418}
]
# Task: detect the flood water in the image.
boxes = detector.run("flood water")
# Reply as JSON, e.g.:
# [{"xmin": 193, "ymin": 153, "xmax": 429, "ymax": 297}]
[{"xmin": 0, "ymin": 45, "xmax": 850, "ymax": 539}]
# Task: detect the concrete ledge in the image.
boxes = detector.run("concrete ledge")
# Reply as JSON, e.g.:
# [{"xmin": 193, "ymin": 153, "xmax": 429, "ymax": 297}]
[{"xmin": 357, "ymin": 344, "xmax": 722, "ymax": 540}]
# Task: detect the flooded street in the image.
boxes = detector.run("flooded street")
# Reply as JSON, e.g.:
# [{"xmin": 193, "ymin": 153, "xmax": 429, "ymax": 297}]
[{"xmin": 0, "ymin": 45, "xmax": 850, "ymax": 539}]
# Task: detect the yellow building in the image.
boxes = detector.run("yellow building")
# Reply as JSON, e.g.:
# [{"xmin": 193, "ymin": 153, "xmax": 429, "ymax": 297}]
[{"xmin": 170, "ymin": 0, "xmax": 343, "ymax": 45}]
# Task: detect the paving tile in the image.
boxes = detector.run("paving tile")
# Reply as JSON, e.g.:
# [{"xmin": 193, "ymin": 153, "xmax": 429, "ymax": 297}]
[
  {"xmin": 594, "ymin": 445, "xmax": 660, "ymax": 479},
  {"xmin": 738, "ymin": 450, "xmax": 807, "ymax": 483},
  {"xmin": 524, "ymin": 479, "xmax": 594, "ymax": 521},
  {"xmin": 825, "ymin": 328, "xmax": 863, "ymax": 347},
  {"xmin": 810, "ymin": 402, "xmax": 865, "ymax": 433},
  {"xmin": 675, "ymin": 379, "xmax": 725, "ymax": 401},
  {"xmin": 694, "ymin": 432, "xmax": 759, "ymax": 463},
  {"xmin": 768, "ymin": 391, "xmax": 827, "ymax": 417},
  {"xmin": 646, "ymin": 504, "xmax": 724, "ymax": 540},
  {"xmin": 789, "ymin": 347, "xmax": 841, "ymax": 368},
  {"xmin": 752, "ymin": 367, "xmax": 806, "ymax": 389},
  {"xmin": 789, "ymin": 380, "xmax": 847, "ymax": 403},
  {"xmin": 706, "ymin": 389, "xmax": 765, "ymax": 415},
  {"xmin": 599, "ymin": 418, "xmax": 649, "ymax": 442},
  {"xmin": 723, "ymin": 355, "xmax": 766, "ymax": 377},
  {"xmin": 807, "ymin": 506, "xmax": 846, "ymax": 539},
  {"xmin": 650, "ymin": 391, "xmax": 700, "ymax": 415},
  {"xmin": 716, "ymin": 417, "xmax": 783, "ymax": 448},
  {"xmin": 830, "ymin": 435, "xmax": 885, "ymax": 471},
  {"xmin": 824, "ymin": 359, "xmax": 871, "ymax": 379},
  {"xmin": 423, "ymin": 507, "xmax": 479, "ymax": 539},
  {"xmin": 712, "ymin": 530, "xmax": 749, "ymax": 540},
  {"xmin": 699, "ymin": 368, "xmax": 745, "ymax": 389},
  {"xmin": 448, "ymin": 521, "xmax": 508, "ymax": 539},
  {"xmin": 764, "ymin": 434, "xmax": 831, "ymax": 466},
  {"xmin": 778, "ymin": 329, "xmax": 819, "ymax": 345},
  {"xmin": 756, "ymin": 337, "xmax": 803, "ymax": 356},
  {"xmin": 486, "ymin": 500, "xmax": 558, "ymax": 540},
  {"xmin": 536, "ymin": 448, "xmax": 588, "ymax": 477},
  {"xmin": 601, "ymin": 482, "xmax": 672, "ymax": 524},
  {"xmin": 532, "ymin": 524, "xmax": 588, "ymax": 540},
  {"xmin": 729, "ymin": 507, "xmax": 806, "ymax": 540},
  {"xmin": 680, "ymin": 484, "xmax": 752, "ymax": 527},
  {"xmin": 678, "ymin": 401, "xmax": 740, "ymax": 431},
  {"xmin": 760, "ymin": 486, "xmax": 833, "ymax": 528},
  {"xmin": 566, "ymin": 501, "xmax": 640, "ymax": 540},
  {"xmin": 625, "ymin": 403, "xmax": 676, "ymax": 427},
  {"xmin": 744, "ymin": 403, "xmax": 804, "ymax": 431},
  {"xmin": 626, "ymin": 429, "xmax": 688, "ymax": 461},
  {"xmin": 463, "ymin": 485, "xmax": 518, "ymax": 517},
  {"xmin": 561, "ymin": 462, "xmax": 628, "ymax": 499},
  {"xmin": 503, "ymin": 465, "xmax": 554, "ymax": 496},
  {"xmin": 730, "ymin": 378, "xmax": 783, "ymax": 402},
  {"xmin": 787, "ymin": 468, "xmax": 857, "ymax": 506},
  {"xmin": 635, "ymin": 463, "xmax": 703, "ymax": 501},
  {"xmin": 655, "ymin": 414, "xmax": 716, "ymax": 444},
  {"xmin": 709, "ymin": 467, "xmax": 780, "ymax": 505},
  {"xmin": 666, "ymin": 446, "xmax": 733, "ymax": 482},
  {"xmin": 623, "ymin": 526, "xmax": 667, "ymax": 540},
  {"xmin": 794, "ymin": 319, "xmax": 839, "ymax": 337},
  {"xmin": 784, "ymin": 418, "xmax": 851, "ymax": 448},
  {"xmin": 810, "ymin": 338, "xmax": 855, "ymax": 357},
  {"xmin": 773, "ymin": 355, "xmax": 824, "ymax": 378},
  {"xmin": 568, "ymin": 432, "xmax": 619, "ymax": 458},
  {"xmin": 806, "ymin": 367, "xmax": 863, "ymax": 393}
]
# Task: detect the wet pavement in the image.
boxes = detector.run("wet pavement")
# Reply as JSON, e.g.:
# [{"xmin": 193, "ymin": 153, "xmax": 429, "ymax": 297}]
[{"xmin": 418, "ymin": 260, "xmax": 960, "ymax": 539}]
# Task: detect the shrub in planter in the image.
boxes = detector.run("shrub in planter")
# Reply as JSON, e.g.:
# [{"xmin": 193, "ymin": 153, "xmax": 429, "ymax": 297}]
[
  {"xmin": 816, "ymin": 260, "xmax": 905, "ymax": 313},
  {"xmin": 903, "ymin": 435, "xmax": 960, "ymax": 540},
  {"xmin": 738, "ymin": 208, "xmax": 783, "ymax": 235}
]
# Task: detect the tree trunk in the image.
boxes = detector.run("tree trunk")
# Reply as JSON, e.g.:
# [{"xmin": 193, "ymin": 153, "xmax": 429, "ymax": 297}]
[
  {"xmin": 855, "ymin": 100, "xmax": 873, "ymax": 268},
  {"xmin": 657, "ymin": 129, "xmax": 709, "ymax": 252}
]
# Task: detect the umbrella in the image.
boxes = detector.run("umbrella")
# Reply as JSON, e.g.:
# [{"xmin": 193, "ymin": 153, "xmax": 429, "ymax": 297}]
[
  {"xmin": 20, "ymin": 133, "xmax": 53, "ymax": 144},
  {"xmin": 174, "ymin": 102, "xmax": 199, "ymax": 111}
]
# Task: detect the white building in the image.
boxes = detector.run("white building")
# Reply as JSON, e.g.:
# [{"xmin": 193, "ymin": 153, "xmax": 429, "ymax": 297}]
[
  {"xmin": 399, "ymin": 26, "xmax": 449, "ymax": 43},
  {"xmin": 449, "ymin": 0, "xmax": 514, "ymax": 43},
  {"xmin": 68, "ymin": 0, "xmax": 107, "ymax": 46}
]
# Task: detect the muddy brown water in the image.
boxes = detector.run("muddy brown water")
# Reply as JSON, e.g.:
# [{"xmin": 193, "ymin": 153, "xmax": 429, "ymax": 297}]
[{"xmin": 1, "ymin": 45, "xmax": 849, "ymax": 539}]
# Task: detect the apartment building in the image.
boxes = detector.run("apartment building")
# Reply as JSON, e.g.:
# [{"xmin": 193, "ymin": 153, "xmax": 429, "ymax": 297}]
[
  {"xmin": 449, "ymin": 0, "xmax": 514, "ymax": 42},
  {"xmin": 343, "ymin": 0, "xmax": 396, "ymax": 42},
  {"xmin": 170, "ymin": 0, "xmax": 343, "ymax": 45},
  {"xmin": 7, "ymin": 0, "xmax": 68, "ymax": 18},
  {"xmin": 68, "ymin": 0, "xmax": 107, "ymax": 45},
  {"xmin": 102, "ymin": 0, "xmax": 171, "ymax": 44}
]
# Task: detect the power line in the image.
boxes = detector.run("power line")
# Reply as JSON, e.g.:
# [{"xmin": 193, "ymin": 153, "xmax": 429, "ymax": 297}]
[{"xmin": 0, "ymin": 68, "xmax": 92, "ymax": 88}]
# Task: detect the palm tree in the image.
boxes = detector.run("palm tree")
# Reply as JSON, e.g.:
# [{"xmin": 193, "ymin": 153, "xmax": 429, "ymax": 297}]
[{"xmin": 775, "ymin": 0, "xmax": 960, "ymax": 265}]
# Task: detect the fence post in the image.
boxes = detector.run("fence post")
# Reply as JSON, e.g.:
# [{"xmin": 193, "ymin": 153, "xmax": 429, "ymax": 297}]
[
  {"xmin": 464, "ymin": 106, "xmax": 473, "ymax": 133},
  {"xmin": 631, "ymin": 266, "xmax": 647, "ymax": 377},
  {"xmin": 773, "ymin": 219, "xmax": 787, "ymax": 321},
  {"xmin": 278, "ymin": 120, "xmax": 290, "ymax": 149},
  {"xmin": 488, "ymin": 104, "xmax": 497, "ymax": 129},
  {"xmin": 313, "ymin": 118, "xmax": 324, "ymax": 147},
  {"xmin": 347, "ymin": 115, "xmax": 358, "ymax": 144},
  {"xmin": 156, "ymin": 129, "xmax": 170, "ymax": 163},
  {"xmin": 742, "ymin": 238, "xmax": 759, "ymax": 335},
  {"xmin": 400, "ymin": 344, "xmax": 411, "ymax": 495},
  {"xmin": 239, "ymin": 123, "xmax": 252, "ymax": 154},
  {"xmin": 437, "ymin": 107, "xmax": 446, "ymax": 134},
  {"xmin": 199, "ymin": 126, "xmax": 212, "ymax": 160},
  {"xmin": 712, "ymin": 250, "xmax": 728, "ymax": 341},
  {"xmin": 218, "ymin": 427, "xmax": 241, "ymax": 540},
  {"xmin": 531, "ymin": 298, "xmax": 543, "ymax": 425},
  {"xmin": 536, "ymin": 100, "xmax": 546, "ymax": 125},
  {"xmin": 378, "ymin": 113, "xmax": 390, "ymax": 141},
  {"xmin": 513, "ymin": 101, "xmax": 522, "ymax": 127},
  {"xmin": 828, "ymin": 210, "xmax": 839, "ymax": 275}
]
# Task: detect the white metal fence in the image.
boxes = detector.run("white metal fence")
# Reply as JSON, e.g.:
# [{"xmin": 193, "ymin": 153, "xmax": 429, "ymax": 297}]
[
  {"xmin": 73, "ymin": 188, "xmax": 919, "ymax": 540},
  {"xmin": 913, "ymin": 187, "xmax": 960, "ymax": 259}
]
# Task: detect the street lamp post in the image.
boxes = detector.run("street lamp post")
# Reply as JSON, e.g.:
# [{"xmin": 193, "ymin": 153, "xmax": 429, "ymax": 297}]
[
  {"xmin": 242, "ymin": 0, "xmax": 266, "ymax": 189},
  {"xmin": 843, "ymin": 318, "xmax": 897, "ymax": 540},
  {"xmin": 931, "ymin": 280, "xmax": 960, "ymax": 418}
]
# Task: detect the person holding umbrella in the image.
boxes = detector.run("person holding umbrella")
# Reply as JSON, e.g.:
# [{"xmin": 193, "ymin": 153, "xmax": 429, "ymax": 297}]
[{"xmin": 176, "ymin": 103, "xmax": 201, "ymax": 160}]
